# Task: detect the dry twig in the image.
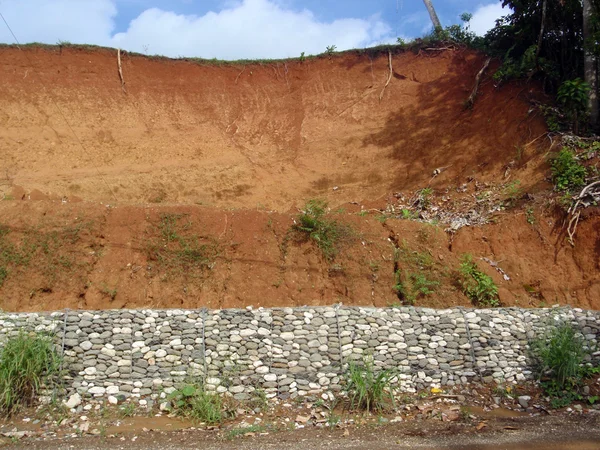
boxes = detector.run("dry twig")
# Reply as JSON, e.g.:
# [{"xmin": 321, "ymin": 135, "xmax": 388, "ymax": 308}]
[
  {"xmin": 465, "ymin": 57, "xmax": 491, "ymax": 109},
  {"xmin": 566, "ymin": 180, "xmax": 600, "ymax": 246}
]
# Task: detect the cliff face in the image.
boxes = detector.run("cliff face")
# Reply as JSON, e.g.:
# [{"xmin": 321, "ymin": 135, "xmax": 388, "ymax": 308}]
[{"xmin": 0, "ymin": 45, "xmax": 597, "ymax": 312}]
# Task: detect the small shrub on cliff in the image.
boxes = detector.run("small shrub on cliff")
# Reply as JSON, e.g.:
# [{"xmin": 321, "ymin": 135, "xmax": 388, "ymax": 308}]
[
  {"xmin": 344, "ymin": 357, "xmax": 396, "ymax": 412},
  {"xmin": 458, "ymin": 255, "xmax": 499, "ymax": 307},
  {"xmin": 550, "ymin": 149, "xmax": 587, "ymax": 193},
  {"xmin": 0, "ymin": 331, "xmax": 61, "ymax": 417},
  {"xmin": 293, "ymin": 200, "xmax": 351, "ymax": 260}
]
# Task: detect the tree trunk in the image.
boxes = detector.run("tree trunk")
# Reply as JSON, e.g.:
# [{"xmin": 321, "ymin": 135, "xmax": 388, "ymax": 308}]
[
  {"xmin": 422, "ymin": 0, "xmax": 442, "ymax": 31},
  {"xmin": 583, "ymin": 0, "xmax": 599, "ymax": 128},
  {"xmin": 535, "ymin": 0, "xmax": 547, "ymax": 66}
]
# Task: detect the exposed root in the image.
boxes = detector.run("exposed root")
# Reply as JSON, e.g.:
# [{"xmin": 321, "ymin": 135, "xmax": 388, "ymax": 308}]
[
  {"xmin": 117, "ymin": 49, "xmax": 126, "ymax": 93},
  {"xmin": 566, "ymin": 180, "xmax": 600, "ymax": 246},
  {"xmin": 379, "ymin": 51, "xmax": 393, "ymax": 101},
  {"xmin": 465, "ymin": 57, "xmax": 491, "ymax": 109},
  {"xmin": 234, "ymin": 66, "xmax": 246, "ymax": 84}
]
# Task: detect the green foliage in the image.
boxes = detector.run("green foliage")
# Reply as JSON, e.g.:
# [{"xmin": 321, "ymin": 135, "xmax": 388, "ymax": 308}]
[
  {"xmin": 550, "ymin": 149, "xmax": 587, "ymax": 192},
  {"xmin": 503, "ymin": 180, "xmax": 522, "ymax": 206},
  {"xmin": 557, "ymin": 78, "xmax": 590, "ymax": 132},
  {"xmin": 0, "ymin": 332, "xmax": 61, "ymax": 417},
  {"xmin": 168, "ymin": 383, "xmax": 226, "ymax": 424},
  {"xmin": 531, "ymin": 321, "xmax": 596, "ymax": 408},
  {"xmin": 344, "ymin": 358, "xmax": 395, "ymax": 412},
  {"xmin": 557, "ymin": 79, "xmax": 590, "ymax": 117},
  {"xmin": 393, "ymin": 271, "xmax": 439, "ymax": 305},
  {"xmin": 293, "ymin": 200, "xmax": 350, "ymax": 260},
  {"xmin": 458, "ymin": 255, "xmax": 499, "ymax": 307},
  {"xmin": 226, "ymin": 424, "xmax": 266, "ymax": 440},
  {"xmin": 0, "ymin": 220, "xmax": 91, "ymax": 289},
  {"xmin": 526, "ymin": 208, "xmax": 536, "ymax": 225},
  {"xmin": 326, "ymin": 45, "xmax": 337, "ymax": 56},
  {"xmin": 299, "ymin": 51, "xmax": 305, "ymax": 62},
  {"xmin": 146, "ymin": 214, "xmax": 220, "ymax": 274}
]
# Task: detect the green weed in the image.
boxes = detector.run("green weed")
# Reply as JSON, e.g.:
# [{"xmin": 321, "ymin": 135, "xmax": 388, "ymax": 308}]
[
  {"xmin": 531, "ymin": 321, "xmax": 593, "ymax": 408},
  {"xmin": 226, "ymin": 424, "xmax": 266, "ymax": 440},
  {"xmin": 503, "ymin": 180, "xmax": 522, "ymax": 206},
  {"xmin": 550, "ymin": 149, "xmax": 587, "ymax": 193},
  {"xmin": 344, "ymin": 357, "xmax": 395, "ymax": 412},
  {"xmin": 168, "ymin": 384, "xmax": 227, "ymax": 424},
  {"xmin": 119, "ymin": 402, "xmax": 136, "ymax": 418},
  {"xmin": 458, "ymin": 254, "xmax": 499, "ymax": 307},
  {"xmin": 146, "ymin": 214, "xmax": 220, "ymax": 276},
  {"xmin": 393, "ymin": 271, "xmax": 439, "ymax": 305},
  {"xmin": 292, "ymin": 200, "xmax": 351, "ymax": 260},
  {"xmin": 0, "ymin": 332, "xmax": 61, "ymax": 417},
  {"xmin": 526, "ymin": 208, "xmax": 536, "ymax": 225}
]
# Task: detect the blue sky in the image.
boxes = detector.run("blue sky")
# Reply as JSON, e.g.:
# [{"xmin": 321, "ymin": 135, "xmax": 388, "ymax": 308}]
[{"xmin": 0, "ymin": 1, "xmax": 508, "ymax": 59}]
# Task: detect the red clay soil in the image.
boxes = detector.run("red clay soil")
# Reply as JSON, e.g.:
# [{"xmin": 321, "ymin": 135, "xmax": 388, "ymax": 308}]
[{"xmin": 0, "ymin": 45, "xmax": 598, "ymax": 312}]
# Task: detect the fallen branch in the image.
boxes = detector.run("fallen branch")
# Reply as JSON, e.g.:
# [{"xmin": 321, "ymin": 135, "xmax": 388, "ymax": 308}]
[
  {"xmin": 566, "ymin": 180, "xmax": 600, "ymax": 246},
  {"xmin": 379, "ymin": 51, "xmax": 393, "ymax": 101},
  {"xmin": 465, "ymin": 57, "xmax": 491, "ymax": 109},
  {"xmin": 117, "ymin": 49, "xmax": 126, "ymax": 93}
]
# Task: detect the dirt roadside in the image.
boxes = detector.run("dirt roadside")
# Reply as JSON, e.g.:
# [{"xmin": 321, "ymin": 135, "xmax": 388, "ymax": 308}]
[{"xmin": 3, "ymin": 414, "xmax": 599, "ymax": 450}]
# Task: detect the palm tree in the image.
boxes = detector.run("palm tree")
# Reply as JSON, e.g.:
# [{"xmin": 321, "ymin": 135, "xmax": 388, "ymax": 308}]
[{"xmin": 422, "ymin": 0, "xmax": 442, "ymax": 31}]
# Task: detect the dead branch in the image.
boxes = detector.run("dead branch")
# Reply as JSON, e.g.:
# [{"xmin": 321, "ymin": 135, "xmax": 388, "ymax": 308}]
[
  {"xmin": 234, "ymin": 66, "xmax": 246, "ymax": 84},
  {"xmin": 117, "ymin": 49, "xmax": 126, "ymax": 93},
  {"xmin": 566, "ymin": 180, "xmax": 600, "ymax": 246},
  {"xmin": 379, "ymin": 51, "xmax": 393, "ymax": 101},
  {"xmin": 465, "ymin": 57, "xmax": 491, "ymax": 109}
]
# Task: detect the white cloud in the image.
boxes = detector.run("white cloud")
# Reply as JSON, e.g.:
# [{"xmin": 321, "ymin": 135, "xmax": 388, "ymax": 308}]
[
  {"xmin": 0, "ymin": 0, "xmax": 116, "ymax": 45},
  {"xmin": 0, "ymin": 0, "xmax": 392, "ymax": 60},
  {"xmin": 470, "ymin": 2, "xmax": 507, "ymax": 36}
]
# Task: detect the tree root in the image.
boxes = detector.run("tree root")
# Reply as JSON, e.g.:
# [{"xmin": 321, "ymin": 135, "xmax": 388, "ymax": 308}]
[
  {"xmin": 465, "ymin": 57, "xmax": 491, "ymax": 109},
  {"xmin": 117, "ymin": 49, "xmax": 126, "ymax": 93},
  {"xmin": 379, "ymin": 51, "xmax": 393, "ymax": 101},
  {"xmin": 566, "ymin": 180, "xmax": 600, "ymax": 246}
]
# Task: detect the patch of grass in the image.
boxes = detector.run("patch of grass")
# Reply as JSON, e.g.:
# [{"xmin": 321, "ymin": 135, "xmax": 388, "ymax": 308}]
[
  {"xmin": 550, "ymin": 149, "xmax": 587, "ymax": 192},
  {"xmin": 400, "ymin": 209, "xmax": 418, "ymax": 220},
  {"xmin": 344, "ymin": 357, "xmax": 395, "ymax": 412},
  {"xmin": 458, "ymin": 254, "xmax": 499, "ymax": 307},
  {"xmin": 226, "ymin": 424, "xmax": 266, "ymax": 440},
  {"xmin": 0, "ymin": 221, "xmax": 91, "ymax": 290},
  {"xmin": 531, "ymin": 321, "xmax": 597, "ymax": 408},
  {"xmin": 503, "ymin": 180, "xmax": 522, "ymax": 207},
  {"xmin": 526, "ymin": 207, "xmax": 536, "ymax": 225},
  {"xmin": 146, "ymin": 213, "xmax": 220, "ymax": 276},
  {"xmin": 292, "ymin": 200, "xmax": 352, "ymax": 260},
  {"xmin": 0, "ymin": 332, "xmax": 61, "ymax": 417},
  {"xmin": 100, "ymin": 283, "xmax": 117, "ymax": 300},
  {"xmin": 118, "ymin": 402, "xmax": 136, "ymax": 419},
  {"xmin": 168, "ymin": 383, "xmax": 227, "ymax": 424}
]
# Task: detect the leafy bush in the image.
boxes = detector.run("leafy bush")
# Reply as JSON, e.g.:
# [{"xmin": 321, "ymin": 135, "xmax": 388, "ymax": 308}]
[
  {"xmin": 557, "ymin": 78, "xmax": 589, "ymax": 133},
  {"xmin": 344, "ymin": 358, "xmax": 395, "ymax": 412},
  {"xmin": 550, "ymin": 149, "xmax": 587, "ymax": 192},
  {"xmin": 393, "ymin": 271, "xmax": 439, "ymax": 305},
  {"xmin": 0, "ymin": 332, "xmax": 61, "ymax": 416},
  {"xmin": 531, "ymin": 321, "xmax": 596, "ymax": 408},
  {"xmin": 458, "ymin": 255, "xmax": 499, "ymax": 307},
  {"xmin": 293, "ymin": 200, "xmax": 349, "ymax": 260},
  {"xmin": 168, "ymin": 384, "xmax": 226, "ymax": 424}
]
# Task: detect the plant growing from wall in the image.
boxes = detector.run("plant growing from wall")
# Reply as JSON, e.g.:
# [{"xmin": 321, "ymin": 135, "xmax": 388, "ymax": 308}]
[
  {"xmin": 344, "ymin": 357, "xmax": 396, "ymax": 412},
  {"xmin": 0, "ymin": 331, "xmax": 61, "ymax": 417},
  {"xmin": 167, "ymin": 383, "xmax": 228, "ymax": 424},
  {"xmin": 531, "ymin": 321, "xmax": 598, "ymax": 408}
]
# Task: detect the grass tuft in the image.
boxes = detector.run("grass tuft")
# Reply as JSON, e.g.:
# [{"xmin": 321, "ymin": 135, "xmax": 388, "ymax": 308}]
[
  {"xmin": 168, "ymin": 383, "xmax": 227, "ymax": 424},
  {"xmin": 0, "ymin": 332, "xmax": 61, "ymax": 417},
  {"xmin": 344, "ymin": 357, "xmax": 395, "ymax": 412}
]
